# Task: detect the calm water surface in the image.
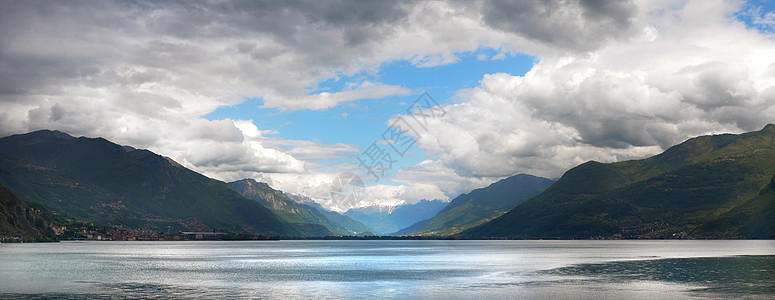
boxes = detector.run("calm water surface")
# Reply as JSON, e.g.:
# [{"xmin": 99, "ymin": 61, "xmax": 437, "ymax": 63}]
[{"xmin": 0, "ymin": 240, "xmax": 773, "ymax": 299}]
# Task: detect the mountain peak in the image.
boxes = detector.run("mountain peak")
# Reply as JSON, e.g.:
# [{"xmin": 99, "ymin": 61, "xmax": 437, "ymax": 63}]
[
  {"xmin": 463, "ymin": 126, "xmax": 775, "ymax": 239},
  {"xmin": 163, "ymin": 156, "xmax": 184, "ymax": 168},
  {"xmin": 32, "ymin": 129, "xmax": 75, "ymax": 139},
  {"xmin": 398, "ymin": 174, "xmax": 554, "ymax": 236},
  {"xmin": 0, "ymin": 130, "xmax": 297, "ymax": 236},
  {"xmin": 8, "ymin": 129, "xmax": 75, "ymax": 141},
  {"xmin": 234, "ymin": 178, "xmax": 272, "ymax": 190}
]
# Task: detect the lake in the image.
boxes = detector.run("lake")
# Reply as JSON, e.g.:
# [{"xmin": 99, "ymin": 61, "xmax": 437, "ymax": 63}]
[{"xmin": 0, "ymin": 240, "xmax": 773, "ymax": 299}]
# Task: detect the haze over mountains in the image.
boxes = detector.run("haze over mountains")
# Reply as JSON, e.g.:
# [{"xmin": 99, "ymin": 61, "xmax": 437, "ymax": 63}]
[
  {"xmin": 343, "ymin": 200, "xmax": 448, "ymax": 235},
  {"xmin": 395, "ymin": 174, "xmax": 554, "ymax": 236},
  {"xmin": 228, "ymin": 178, "xmax": 371, "ymax": 235},
  {"xmin": 1, "ymin": 125, "xmax": 773, "ymax": 239}
]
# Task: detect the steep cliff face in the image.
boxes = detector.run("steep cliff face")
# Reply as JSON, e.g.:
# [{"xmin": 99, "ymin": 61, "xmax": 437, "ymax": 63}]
[{"xmin": 0, "ymin": 184, "xmax": 57, "ymax": 242}]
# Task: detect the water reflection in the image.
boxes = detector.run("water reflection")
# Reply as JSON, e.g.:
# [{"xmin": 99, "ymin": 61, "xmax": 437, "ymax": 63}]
[
  {"xmin": 543, "ymin": 255, "xmax": 775, "ymax": 296},
  {"xmin": 1, "ymin": 240, "xmax": 773, "ymax": 299}
]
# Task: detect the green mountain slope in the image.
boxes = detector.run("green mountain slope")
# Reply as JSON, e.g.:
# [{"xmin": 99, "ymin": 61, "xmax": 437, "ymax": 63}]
[
  {"xmin": 699, "ymin": 174, "xmax": 775, "ymax": 238},
  {"xmin": 396, "ymin": 174, "xmax": 554, "ymax": 236},
  {"xmin": 229, "ymin": 179, "xmax": 371, "ymax": 235},
  {"xmin": 0, "ymin": 184, "xmax": 57, "ymax": 242},
  {"xmin": 463, "ymin": 124, "xmax": 775, "ymax": 239},
  {"xmin": 0, "ymin": 130, "xmax": 325, "ymax": 236},
  {"xmin": 735, "ymin": 175, "xmax": 775, "ymax": 238}
]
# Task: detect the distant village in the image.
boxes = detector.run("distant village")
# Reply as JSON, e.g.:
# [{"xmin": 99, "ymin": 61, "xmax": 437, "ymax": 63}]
[{"xmin": 47, "ymin": 222, "xmax": 278, "ymax": 241}]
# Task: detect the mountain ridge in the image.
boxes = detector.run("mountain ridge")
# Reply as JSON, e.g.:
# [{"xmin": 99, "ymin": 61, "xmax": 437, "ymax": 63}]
[
  {"xmin": 0, "ymin": 130, "xmax": 328, "ymax": 237},
  {"xmin": 396, "ymin": 174, "xmax": 554, "ymax": 236},
  {"xmin": 229, "ymin": 178, "xmax": 371, "ymax": 235},
  {"xmin": 462, "ymin": 124, "xmax": 775, "ymax": 239}
]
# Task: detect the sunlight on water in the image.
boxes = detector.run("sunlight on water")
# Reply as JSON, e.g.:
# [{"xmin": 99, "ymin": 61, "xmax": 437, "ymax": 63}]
[{"xmin": 0, "ymin": 240, "xmax": 773, "ymax": 299}]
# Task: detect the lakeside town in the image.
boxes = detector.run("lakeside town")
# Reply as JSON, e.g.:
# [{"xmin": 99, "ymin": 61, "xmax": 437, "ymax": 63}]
[{"xmin": 0, "ymin": 221, "xmax": 278, "ymax": 243}]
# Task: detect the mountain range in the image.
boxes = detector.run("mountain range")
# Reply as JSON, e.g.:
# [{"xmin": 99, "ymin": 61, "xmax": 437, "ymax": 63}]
[
  {"xmin": 229, "ymin": 179, "xmax": 371, "ymax": 235},
  {"xmin": 395, "ymin": 174, "xmax": 554, "ymax": 236},
  {"xmin": 0, "ymin": 130, "xmax": 327, "ymax": 237},
  {"xmin": 462, "ymin": 124, "xmax": 775, "ymax": 239},
  {"xmin": 343, "ymin": 200, "xmax": 448, "ymax": 235},
  {"xmin": 1, "ymin": 125, "xmax": 773, "ymax": 240}
]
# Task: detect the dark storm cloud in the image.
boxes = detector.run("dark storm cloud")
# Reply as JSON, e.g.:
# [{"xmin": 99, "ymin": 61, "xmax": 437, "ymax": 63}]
[
  {"xmin": 481, "ymin": 0, "xmax": 638, "ymax": 51},
  {"xmin": 0, "ymin": 1, "xmax": 135, "ymax": 100},
  {"xmin": 142, "ymin": 0, "xmax": 409, "ymax": 46},
  {"xmin": 0, "ymin": 0, "xmax": 410, "ymax": 101}
]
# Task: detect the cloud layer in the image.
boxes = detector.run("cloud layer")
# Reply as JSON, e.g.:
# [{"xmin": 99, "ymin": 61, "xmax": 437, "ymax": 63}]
[
  {"xmin": 409, "ymin": 0, "xmax": 775, "ymax": 179},
  {"xmin": 1, "ymin": 0, "xmax": 773, "ymax": 209}
]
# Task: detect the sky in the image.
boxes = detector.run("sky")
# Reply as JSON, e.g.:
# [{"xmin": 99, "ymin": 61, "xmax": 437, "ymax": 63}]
[{"xmin": 1, "ymin": 0, "xmax": 774, "ymax": 211}]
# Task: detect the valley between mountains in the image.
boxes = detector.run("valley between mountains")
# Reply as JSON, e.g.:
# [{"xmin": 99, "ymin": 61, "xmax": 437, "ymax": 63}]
[{"xmin": 2, "ymin": 125, "xmax": 774, "ymax": 241}]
